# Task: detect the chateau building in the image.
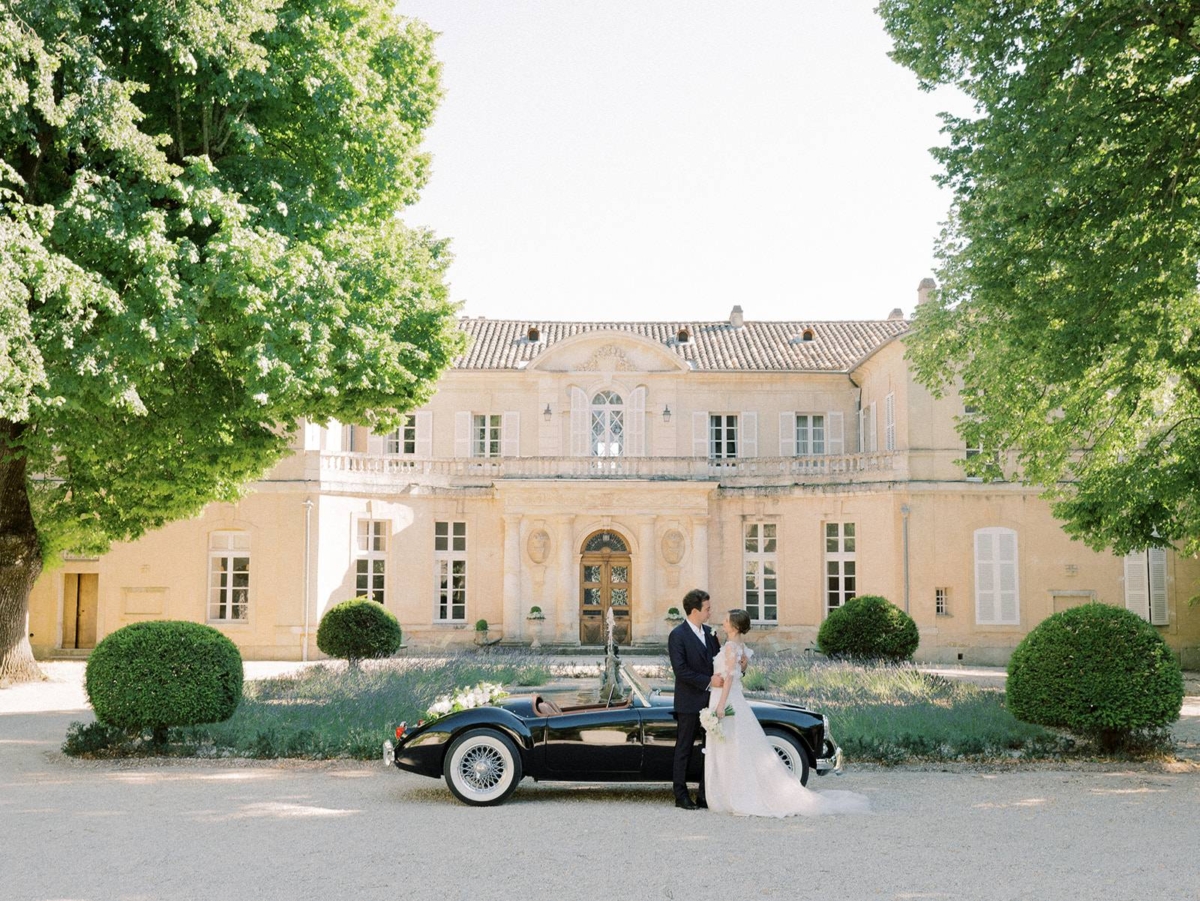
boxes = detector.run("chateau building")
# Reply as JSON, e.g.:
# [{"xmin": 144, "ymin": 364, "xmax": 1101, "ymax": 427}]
[{"xmin": 28, "ymin": 284, "xmax": 1200, "ymax": 667}]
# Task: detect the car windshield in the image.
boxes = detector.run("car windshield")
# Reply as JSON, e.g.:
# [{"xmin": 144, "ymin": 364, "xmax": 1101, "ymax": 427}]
[{"xmin": 618, "ymin": 663, "xmax": 654, "ymax": 706}]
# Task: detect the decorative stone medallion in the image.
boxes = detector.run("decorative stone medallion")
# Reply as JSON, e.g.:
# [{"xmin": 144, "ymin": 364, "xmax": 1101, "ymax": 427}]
[{"xmin": 527, "ymin": 529, "xmax": 551, "ymax": 564}]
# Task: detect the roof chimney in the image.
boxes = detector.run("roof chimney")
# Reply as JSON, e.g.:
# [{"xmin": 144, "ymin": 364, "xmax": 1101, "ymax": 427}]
[
  {"xmin": 729, "ymin": 305, "xmax": 744, "ymax": 328},
  {"xmin": 888, "ymin": 308, "xmax": 905, "ymax": 321},
  {"xmin": 917, "ymin": 277, "xmax": 936, "ymax": 306}
]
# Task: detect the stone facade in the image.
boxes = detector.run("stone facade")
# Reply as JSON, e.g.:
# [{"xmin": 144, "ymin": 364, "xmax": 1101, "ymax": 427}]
[{"xmin": 27, "ymin": 302, "xmax": 1200, "ymax": 667}]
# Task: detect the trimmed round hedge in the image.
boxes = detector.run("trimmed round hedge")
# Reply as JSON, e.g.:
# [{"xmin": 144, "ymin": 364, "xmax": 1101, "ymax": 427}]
[
  {"xmin": 85, "ymin": 621, "xmax": 243, "ymax": 742},
  {"xmin": 1006, "ymin": 604, "xmax": 1183, "ymax": 749},
  {"xmin": 316, "ymin": 598, "xmax": 403, "ymax": 667},
  {"xmin": 817, "ymin": 594, "xmax": 919, "ymax": 662}
]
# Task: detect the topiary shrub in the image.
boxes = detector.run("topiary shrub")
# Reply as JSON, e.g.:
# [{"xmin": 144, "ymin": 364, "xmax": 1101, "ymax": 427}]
[
  {"xmin": 317, "ymin": 598, "xmax": 403, "ymax": 668},
  {"xmin": 85, "ymin": 621, "xmax": 243, "ymax": 745},
  {"xmin": 817, "ymin": 595, "xmax": 920, "ymax": 663},
  {"xmin": 1006, "ymin": 603, "xmax": 1184, "ymax": 750}
]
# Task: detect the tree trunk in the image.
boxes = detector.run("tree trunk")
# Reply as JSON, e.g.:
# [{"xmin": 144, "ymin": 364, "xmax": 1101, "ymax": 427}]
[{"xmin": 0, "ymin": 421, "xmax": 44, "ymax": 684}]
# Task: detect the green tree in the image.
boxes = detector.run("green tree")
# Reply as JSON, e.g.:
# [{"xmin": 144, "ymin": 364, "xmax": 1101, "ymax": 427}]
[
  {"xmin": 0, "ymin": 0, "xmax": 464, "ymax": 682},
  {"xmin": 878, "ymin": 2, "xmax": 1200, "ymax": 555}
]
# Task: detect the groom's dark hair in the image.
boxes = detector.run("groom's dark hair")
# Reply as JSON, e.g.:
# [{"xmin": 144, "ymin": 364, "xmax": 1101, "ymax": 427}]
[{"xmin": 682, "ymin": 588, "xmax": 710, "ymax": 615}]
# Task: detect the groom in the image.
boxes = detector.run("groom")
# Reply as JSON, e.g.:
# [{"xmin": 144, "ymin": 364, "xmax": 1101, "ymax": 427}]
[{"xmin": 668, "ymin": 588, "xmax": 723, "ymax": 810}]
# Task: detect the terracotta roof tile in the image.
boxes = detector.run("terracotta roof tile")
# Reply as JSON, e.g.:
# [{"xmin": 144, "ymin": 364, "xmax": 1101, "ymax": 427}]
[{"xmin": 452, "ymin": 318, "xmax": 908, "ymax": 372}]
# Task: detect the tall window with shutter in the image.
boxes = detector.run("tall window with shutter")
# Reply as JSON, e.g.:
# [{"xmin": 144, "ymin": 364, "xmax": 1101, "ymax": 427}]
[
  {"xmin": 781, "ymin": 412, "xmax": 840, "ymax": 455},
  {"xmin": 1124, "ymin": 548, "xmax": 1169, "ymax": 626},
  {"xmin": 590, "ymin": 390, "xmax": 625, "ymax": 456},
  {"xmin": 208, "ymin": 532, "xmax": 250, "ymax": 622},
  {"xmin": 709, "ymin": 414, "xmax": 738, "ymax": 459},
  {"xmin": 974, "ymin": 527, "xmax": 1019, "ymax": 625},
  {"xmin": 386, "ymin": 412, "xmax": 432, "ymax": 457},
  {"xmin": 884, "ymin": 393, "xmax": 896, "ymax": 451},
  {"xmin": 743, "ymin": 523, "xmax": 778, "ymax": 623},
  {"xmin": 473, "ymin": 414, "xmax": 502, "ymax": 457},
  {"xmin": 354, "ymin": 519, "xmax": 387, "ymax": 603},
  {"xmin": 824, "ymin": 523, "xmax": 856, "ymax": 614},
  {"xmin": 435, "ymin": 521, "xmax": 467, "ymax": 622},
  {"xmin": 796, "ymin": 414, "xmax": 825, "ymax": 455},
  {"xmin": 455, "ymin": 412, "xmax": 519, "ymax": 458}
]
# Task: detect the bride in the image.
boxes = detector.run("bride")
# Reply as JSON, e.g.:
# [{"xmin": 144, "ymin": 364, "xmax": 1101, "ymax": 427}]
[{"xmin": 705, "ymin": 609, "xmax": 870, "ymax": 818}]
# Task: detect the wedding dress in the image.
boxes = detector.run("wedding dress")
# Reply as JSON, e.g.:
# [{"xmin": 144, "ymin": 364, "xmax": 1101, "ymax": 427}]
[{"xmin": 705, "ymin": 641, "xmax": 870, "ymax": 817}]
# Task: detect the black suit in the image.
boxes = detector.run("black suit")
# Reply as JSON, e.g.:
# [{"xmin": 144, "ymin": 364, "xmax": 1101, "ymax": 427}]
[{"xmin": 668, "ymin": 620, "xmax": 720, "ymax": 804}]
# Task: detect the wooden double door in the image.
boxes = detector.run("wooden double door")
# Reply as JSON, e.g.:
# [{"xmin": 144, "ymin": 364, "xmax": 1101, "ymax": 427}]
[
  {"xmin": 63, "ymin": 573, "xmax": 98, "ymax": 649},
  {"xmin": 579, "ymin": 530, "xmax": 631, "ymax": 646}
]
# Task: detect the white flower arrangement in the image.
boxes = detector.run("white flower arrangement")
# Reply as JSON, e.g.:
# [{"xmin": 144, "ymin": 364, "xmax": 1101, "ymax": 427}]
[
  {"xmin": 424, "ymin": 681, "xmax": 509, "ymax": 721},
  {"xmin": 700, "ymin": 705, "xmax": 735, "ymax": 741}
]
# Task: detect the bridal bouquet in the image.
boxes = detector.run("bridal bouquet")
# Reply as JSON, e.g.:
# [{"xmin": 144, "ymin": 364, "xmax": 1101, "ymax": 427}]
[{"xmin": 699, "ymin": 706, "xmax": 736, "ymax": 742}]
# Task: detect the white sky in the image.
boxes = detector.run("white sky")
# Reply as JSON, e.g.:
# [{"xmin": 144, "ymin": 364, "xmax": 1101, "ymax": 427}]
[{"xmin": 398, "ymin": 2, "xmax": 971, "ymax": 323}]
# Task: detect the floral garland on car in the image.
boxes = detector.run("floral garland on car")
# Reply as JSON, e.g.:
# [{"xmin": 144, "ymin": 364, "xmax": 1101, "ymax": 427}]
[{"xmin": 424, "ymin": 682, "xmax": 509, "ymax": 721}]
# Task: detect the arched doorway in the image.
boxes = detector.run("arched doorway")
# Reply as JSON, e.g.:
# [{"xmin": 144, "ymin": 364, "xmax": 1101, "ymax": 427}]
[{"xmin": 580, "ymin": 529, "xmax": 631, "ymax": 645}]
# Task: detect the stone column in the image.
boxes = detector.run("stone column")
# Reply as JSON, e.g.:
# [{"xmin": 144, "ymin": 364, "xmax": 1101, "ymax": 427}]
[
  {"xmin": 502, "ymin": 514, "xmax": 522, "ymax": 642},
  {"xmin": 692, "ymin": 515, "xmax": 710, "ymax": 594},
  {"xmin": 556, "ymin": 515, "xmax": 577, "ymax": 644},
  {"xmin": 637, "ymin": 518, "xmax": 656, "ymax": 645}
]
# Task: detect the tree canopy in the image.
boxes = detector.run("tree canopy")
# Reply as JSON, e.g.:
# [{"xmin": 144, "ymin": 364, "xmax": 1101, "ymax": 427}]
[
  {"xmin": 0, "ymin": 0, "xmax": 465, "ymax": 680},
  {"xmin": 879, "ymin": 1, "xmax": 1200, "ymax": 555}
]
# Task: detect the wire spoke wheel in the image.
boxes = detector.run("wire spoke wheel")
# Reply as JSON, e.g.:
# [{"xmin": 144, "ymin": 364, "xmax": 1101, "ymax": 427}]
[
  {"xmin": 459, "ymin": 744, "xmax": 505, "ymax": 791},
  {"xmin": 765, "ymin": 727, "xmax": 811, "ymax": 786},
  {"xmin": 444, "ymin": 730, "xmax": 523, "ymax": 805}
]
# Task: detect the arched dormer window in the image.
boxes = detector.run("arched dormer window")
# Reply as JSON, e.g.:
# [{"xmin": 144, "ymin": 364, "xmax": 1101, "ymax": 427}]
[
  {"xmin": 527, "ymin": 326, "xmax": 540, "ymax": 342},
  {"xmin": 802, "ymin": 328, "xmax": 815, "ymax": 342},
  {"xmin": 676, "ymin": 328, "xmax": 691, "ymax": 344}
]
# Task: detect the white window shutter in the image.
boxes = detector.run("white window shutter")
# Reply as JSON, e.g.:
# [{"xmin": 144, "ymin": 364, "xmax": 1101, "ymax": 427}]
[
  {"xmin": 501, "ymin": 411, "xmax": 520, "ymax": 457},
  {"xmin": 975, "ymin": 530, "xmax": 996, "ymax": 624},
  {"xmin": 1149, "ymin": 547, "xmax": 1169, "ymax": 625},
  {"xmin": 780, "ymin": 412, "xmax": 796, "ymax": 456},
  {"xmin": 570, "ymin": 387, "xmax": 589, "ymax": 456},
  {"xmin": 868, "ymin": 403, "xmax": 878, "ymax": 452},
  {"xmin": 693, "ymin": 411, "xmax": 709, "ymax": 458},
  {"xmin": 415, "ymin": 411, "xmax": 432, "ymax": 458},
  {"xmin": 628, "ymin": 387, "xmax": 646, "ymax": 456},
  {"xmin": 454, "ymin": 412, "xmax": 472, "ymax": 457},
  {"xmin": 997, "ymin": 530, "xmax": 1018, "ymax": 624},
  {"xmin": 741, "ymin": 412, "xmax": 758, "ymax": 457},
  {"xmin": 366, "ymin": 429, "xmax": 385, "ymax": 455},
  {"xmin": 856, "ymin": 408, "xmax": 864, "ymax": 453},
  {"xmin": 1124, "ymin": 551, "xmax": 1149, "ymax": 620},
  {"xmin": 885, "ymin": 393, "xmax": 896, "ymax": 451},
  {"xmin": 827, "ymin": 412, "xmax": 843, "ymax": 455}
]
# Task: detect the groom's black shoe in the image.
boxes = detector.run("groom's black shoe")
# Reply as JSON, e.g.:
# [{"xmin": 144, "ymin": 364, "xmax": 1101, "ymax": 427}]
[
  {"xmin": 695, "ymin": 797, "xmax": 708, "ymax": 809},
  {"xmin": 675, "ymin": 796, "xmax": 698, "ymax": 810}
]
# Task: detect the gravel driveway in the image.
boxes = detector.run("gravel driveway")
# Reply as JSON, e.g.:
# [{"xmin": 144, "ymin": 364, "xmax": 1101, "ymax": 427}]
[{"xmin": 3, "ymin": 663, "xmax": 1199, "ymax": 901}]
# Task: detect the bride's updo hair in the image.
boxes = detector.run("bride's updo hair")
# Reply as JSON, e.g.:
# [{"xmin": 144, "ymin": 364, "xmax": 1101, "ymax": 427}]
[{"xmin": 728, "ymin": 609, "xmax": 751, "ymax": 635}]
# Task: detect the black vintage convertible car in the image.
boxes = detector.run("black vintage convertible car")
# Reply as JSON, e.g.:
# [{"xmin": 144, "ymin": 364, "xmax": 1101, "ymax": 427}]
[{"xmin": 384, "ymin": 661, "xmax": 844, "ymax": 806}]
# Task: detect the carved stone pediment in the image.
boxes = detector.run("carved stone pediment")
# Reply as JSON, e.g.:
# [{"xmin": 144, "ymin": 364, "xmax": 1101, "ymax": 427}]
[
  {"xmin": 578, "ymin": 344, "xmax": 634, "ymax": 372},
  {"xmin": 527, "ymin": 332, "xmax": 689, "ymax": 374}
]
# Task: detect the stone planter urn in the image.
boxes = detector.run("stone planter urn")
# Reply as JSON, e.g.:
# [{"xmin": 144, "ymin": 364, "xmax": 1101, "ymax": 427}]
[{"xmin": 527, "ymin": 607, "xmax": 545, "ymax": 649}]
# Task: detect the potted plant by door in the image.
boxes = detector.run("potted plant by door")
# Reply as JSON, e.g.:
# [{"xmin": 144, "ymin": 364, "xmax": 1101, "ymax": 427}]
[
  {"xmin": 474, "ymin": 619, "xmax": 489, "ymax": 646},
  {"xmin": 664, "ymin": 607, "xmax": 684, "ymax": 623},
  {"xmin": 526, "ymin": 606, "xmax": 545, "ymax": 649}
]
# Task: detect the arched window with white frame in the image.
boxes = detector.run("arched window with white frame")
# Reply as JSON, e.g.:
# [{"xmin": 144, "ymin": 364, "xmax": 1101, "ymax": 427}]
[{"xmin": 590, "ymin": 390, "xmax": 624, "ymax": 456}]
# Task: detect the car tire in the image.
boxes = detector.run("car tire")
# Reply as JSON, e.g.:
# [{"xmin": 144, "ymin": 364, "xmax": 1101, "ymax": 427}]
[
  {"xmin": 443, "ymin": 729, "xmax": 523, "ymax": 806},
  {"xmin": 764, "ymin": 727, "xmax": 811, "ymax": 786}
]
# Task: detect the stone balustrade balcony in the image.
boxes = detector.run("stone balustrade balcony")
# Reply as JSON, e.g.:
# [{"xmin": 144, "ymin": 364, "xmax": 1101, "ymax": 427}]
[{"xmin": 312, "ymin": 451, "xmax": 904, "ymax": 490}]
